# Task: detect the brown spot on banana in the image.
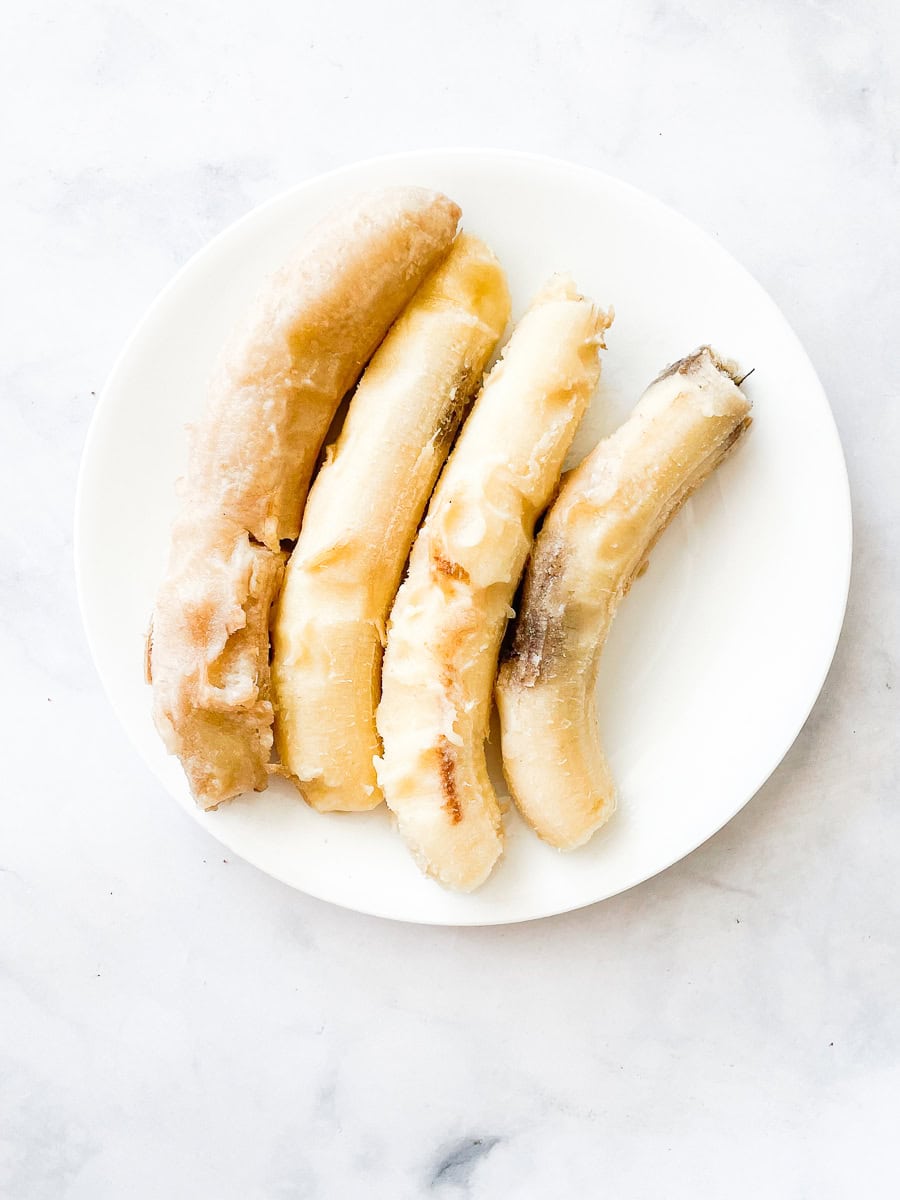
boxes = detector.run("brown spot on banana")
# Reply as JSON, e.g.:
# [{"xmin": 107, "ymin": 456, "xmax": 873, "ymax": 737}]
[
  {"xmin": 501, "ymin": 536, "xmax": 569, "ymax": 687},
  {"xmin": 144, "ymin": 620, "xmax": 154, "ymax": 685},
  {"xmin": 430, "ymin": 363, "xmax": 481, "ymax": 451},
  {"xmin": 436, "ymin": 736, "xmax": 463, "ymax": 824},
  {"xmin": 432, "ymin": 552, "xmax": 471, "ymax": 585}
]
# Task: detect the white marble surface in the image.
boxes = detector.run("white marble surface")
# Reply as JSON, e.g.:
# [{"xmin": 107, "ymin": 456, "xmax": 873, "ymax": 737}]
[{"xmin": 2, "ymin": 0, "xmax": 898, "ymax": 1195}]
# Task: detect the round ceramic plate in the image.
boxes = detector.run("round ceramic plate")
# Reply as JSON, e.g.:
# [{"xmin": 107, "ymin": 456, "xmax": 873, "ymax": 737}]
[{"xmin": 75, "ymin": 149, "xmax": 851, "ymax": 925}]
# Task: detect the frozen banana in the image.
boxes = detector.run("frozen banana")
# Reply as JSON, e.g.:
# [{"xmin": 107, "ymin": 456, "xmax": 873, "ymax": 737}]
[
  {"xmin": 376, "ymin": 278, "xmax": 611, "ymax": 890},
  {"xmin": 496, "ymin": 347, "xmax": 752, "ymax": 849},
  {"xmin": 272, "ymin": 233, "xmax": 511, "ymax": 811},
  {"xmin": 149, "ymin": 187, "xmax": 461, "ymax": 809}
]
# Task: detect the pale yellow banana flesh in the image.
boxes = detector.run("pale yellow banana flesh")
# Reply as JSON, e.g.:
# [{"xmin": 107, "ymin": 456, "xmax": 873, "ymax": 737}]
[
  {"xmin": 496, "ymin": 347, "xmax": 752, "ymax": 849},
  {"xmin": 272, "ymin": 234, "xmax": 511, "ymax": 811},
  {"xmin": 149, "ymin": 188, "xmax": 460, "ymax": 809},
  {"xmin": 376, "ymin": 278, "xmax": 611, "ymax": 891}
]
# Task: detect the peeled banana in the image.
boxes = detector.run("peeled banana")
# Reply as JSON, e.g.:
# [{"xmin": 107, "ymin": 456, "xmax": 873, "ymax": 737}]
[
  {"xmin": 496, "ymin": 347, "xmax": 752, "ymax": 849},
  {"xmin": 376, "ymin": 278, "xmax": 611, "ymax": 890},
  {"xmin": 272, "ymin": 233, "xmax": 511, "ymax": 812},
  {"xmin": 149, "ymin": 187, "xmax": 461, "ymax": 809}
]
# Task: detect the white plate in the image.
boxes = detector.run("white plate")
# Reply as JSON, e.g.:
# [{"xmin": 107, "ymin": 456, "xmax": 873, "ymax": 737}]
[{"xmin": 75, "ymin": 149, "xmax": 851, "ymax": 925}]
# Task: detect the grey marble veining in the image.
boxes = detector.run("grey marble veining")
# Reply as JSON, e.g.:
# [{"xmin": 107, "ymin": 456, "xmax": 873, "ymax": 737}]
[{"xmin": 2, "ymin": 0, "xmax": 899, "ymax": 1196}]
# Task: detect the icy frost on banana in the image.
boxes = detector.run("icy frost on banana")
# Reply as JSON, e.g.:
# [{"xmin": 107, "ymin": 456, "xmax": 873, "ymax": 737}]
[
  {"xmin": 272, "ymin": 234, "xmax": 511, "ymax": 811},
  {"xmin": 496, "ymin": 347, "xmax": 752, "ymax": 849},
  {"xmin": 376, "ymin": 278, "xmax": 611, "ymax": 890}
]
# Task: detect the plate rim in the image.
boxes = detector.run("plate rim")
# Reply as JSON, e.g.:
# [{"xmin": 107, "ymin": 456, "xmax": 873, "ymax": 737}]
[{"xmin": 74, "ymin": 147, "xmax": 853, "ymax": 926}]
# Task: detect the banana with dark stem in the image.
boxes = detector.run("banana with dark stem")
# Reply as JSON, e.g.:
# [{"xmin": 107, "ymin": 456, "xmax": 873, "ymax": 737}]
[{"xmin": 496, "ymin": 347, "xmax": 752, "ymax": 849}]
